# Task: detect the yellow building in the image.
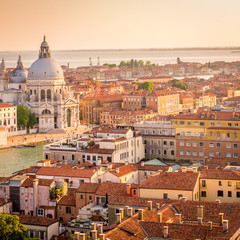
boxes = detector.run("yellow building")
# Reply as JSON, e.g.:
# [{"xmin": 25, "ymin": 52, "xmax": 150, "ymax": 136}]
[
  {"xmin": 139, "ymin": 171, "xmax": 200, "ymax": 201},
  {"xmin": 200, "ymin": 170, "xmax": 240, "ymax": 203},
  {"xmin": 171, "ymin": 110, "xmax": 240, "ymax": 161}
]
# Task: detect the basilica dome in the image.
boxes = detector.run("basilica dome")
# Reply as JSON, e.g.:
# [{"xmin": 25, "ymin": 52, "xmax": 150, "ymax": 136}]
[
  {"xmin": 10, "ymin": 55, "xmax": 28, "ymax": 83},
  {"xmin": 28, "ymin": 36, "xmax": 64, "ymax": 80}
]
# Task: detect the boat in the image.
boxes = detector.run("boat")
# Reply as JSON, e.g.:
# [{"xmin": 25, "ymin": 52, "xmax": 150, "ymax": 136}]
[
  {"xmin": 23, "ymin": 145, "xmax": 36, "ymax": 148},
  {"xmin": 14, "ymin": 146, "xmax": 23, "ymax": 149}
]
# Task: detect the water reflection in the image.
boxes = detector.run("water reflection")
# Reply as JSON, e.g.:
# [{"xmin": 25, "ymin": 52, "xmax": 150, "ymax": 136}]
[{"xmin": 0, "ymin": 143, "xmax": 45, "ymax": 176}]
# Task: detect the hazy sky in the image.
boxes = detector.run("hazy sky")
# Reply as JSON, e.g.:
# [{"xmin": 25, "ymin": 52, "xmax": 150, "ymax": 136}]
[{"xmin": 1, "ymin": 0, "xmax": 240, "ymax": 51}]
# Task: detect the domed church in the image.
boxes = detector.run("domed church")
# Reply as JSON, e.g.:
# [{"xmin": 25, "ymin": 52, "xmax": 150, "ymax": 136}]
[{"xmin": 20, "ymin": 36, "xmax": 80, "ymax": 132}]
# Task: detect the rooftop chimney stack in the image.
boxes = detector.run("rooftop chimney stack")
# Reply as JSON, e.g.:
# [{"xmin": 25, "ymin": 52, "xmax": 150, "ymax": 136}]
[
  {"xmin": 119, "ymin": 208, "xmax": 124, "ymax": 218},
  {"xmin": 91, "ymin": 230, "xmax": 97, "ymax": 240},
  {"xmin": 127, "ymin": 207, "xmax": 133, "ymax": 217},
  {"xmin": 138, "ymin": 209, "xmax": 144, "ymax": 220},
  {"xmin": 124, "ymin": 206, "xmax": 129, "ymax": 217},
  {"xmin": 97, "ymin": 224, "xmax": 103, "ymax": 234},
  {"xmin": 141, "ymin": 161, "xmax": 145, "ymax": 167},
  {"xmin": 99, "ymin": 234, "xmax": 105, "ymax": 240},
  {"xmin": 197, "ymin": 205, "xmax": 203, "ymax": 219},
  {"xmin": 163, "ymin": 226, "xmax": 168, "ymax": 238},
  {"xmin": 147, "ymin": 201, "xmax": 152, "ymax": 211},
  {"xmin": 74, "ymin": 232, "xmax": 80, "ymax": 240},
  {"xmin": 223, "ymin": 220, "xmax": 229, "ymax": 232},
  {"xmin": 219, "ymin": 213, "xmax": 224, "ymax": 225},
  {"xmin": 156, "ymin": 203, "xmax": 160, "ymax": 210},
  {"xmin": 116, "ymin": 213, "xmax": 122, "ymax": 224},
  {"xmin": 79, "ymin": 233, "xmax": 85, "ymax": 240},
  {"xmin": 158, "ymin": 212, "xmax": 162, "ymax": 223}
]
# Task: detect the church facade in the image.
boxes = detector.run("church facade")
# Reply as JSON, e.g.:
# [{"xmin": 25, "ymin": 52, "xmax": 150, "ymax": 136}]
[{"xmin": 0, "ymin": 37, "xmax": 80, "ymax": 133}]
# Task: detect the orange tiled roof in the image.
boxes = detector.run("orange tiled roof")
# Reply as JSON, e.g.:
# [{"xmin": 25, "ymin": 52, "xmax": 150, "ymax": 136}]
[
  {"xmin": 0, "ymin": 103, "xmax": 15, "ymax": 108},
  {"xmin": 77, "ymin": 182, "xmax": 101, "ymax": 193},
  {"xmin": 200, "ymin": 169, "xmax": 240, "ymax": 180},
  {"xmin": 18, "ymin": 215, "xmax": 58, "ymax": 226},
  {"xmin": 140, "ymin": 172, "xmax": 199, "ymax": 191},
  {"xmin": 58, "ymin": 196, "xmax": 76, "ymax": 206},
  {"xmin": 109, "ymin": 164, "xmax": 138, "ymax": 177},
  {"xmin": 95, "ymin": 182, "xmax": 128, "ymax": 197},
  {"xmin": 21, "ymin": 178, "xmax": 54, "ymax": 187}
]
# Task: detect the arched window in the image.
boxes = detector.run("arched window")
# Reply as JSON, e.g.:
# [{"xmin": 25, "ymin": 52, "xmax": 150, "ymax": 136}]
[
  {"xmin": 42, "ymin": 109, "xmax": 51, "ymax": 114},
  {"xmin": 30, "ymin": 89, "xmax": 32, "ymax": 95},
  {"xmin": 41, "ymin": 90, "xmax": 45, "ymax": 100},
  {"xmin": 47, "ymin": 89, "xmax": 51, "ymax": 100},
  {"xmin": 34, "ymin": 90, "xmax": 37, "ymax": 95}
]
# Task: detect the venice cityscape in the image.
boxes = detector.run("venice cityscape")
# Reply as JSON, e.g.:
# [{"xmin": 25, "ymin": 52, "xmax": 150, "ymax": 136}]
[{"xmin": 1, "ymin": 0, "xmax": 240, "ymax": 239}]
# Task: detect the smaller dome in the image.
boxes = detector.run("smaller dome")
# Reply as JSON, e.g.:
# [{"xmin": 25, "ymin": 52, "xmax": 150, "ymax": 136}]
[{"xmin": 10, "ymin": 56, "xmax": 28, "ymax": 83}]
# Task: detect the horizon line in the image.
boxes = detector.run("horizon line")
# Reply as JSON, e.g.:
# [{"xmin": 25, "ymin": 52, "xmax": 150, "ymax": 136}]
[{"xmin": 1, "ymin": 46, "xmax": 240, "ymax": 53}]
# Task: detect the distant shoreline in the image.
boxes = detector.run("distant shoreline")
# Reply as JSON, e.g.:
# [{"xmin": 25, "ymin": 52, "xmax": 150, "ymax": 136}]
[{"xmin": 1, "ymin": 47, "xmax": 240, "ymax": 53}]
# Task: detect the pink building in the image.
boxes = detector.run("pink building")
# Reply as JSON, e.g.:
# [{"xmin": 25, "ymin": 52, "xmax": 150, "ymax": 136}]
[{"xmin": 20, "ymin": 178, "xmax": 58, "ymax": 218}]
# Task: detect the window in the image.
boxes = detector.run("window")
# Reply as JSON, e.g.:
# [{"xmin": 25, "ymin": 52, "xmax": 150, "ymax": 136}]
[
  {"xmin": 209, "ymin": 143, "xmax": 214, "ymax": 148},
  {"xmin": 186, "ymin": 142, "xmax": 191, "ymax": 147},
  {"xmin": 201, "ymin": 191, "xmax": 206, "ymax": 197},
  {"xmin": 171, "ymin": 150, "xmax": 175, "ymax": 156},
  {"xmin": 226, "ymin": 153, "xmax": 231, "ymax": 158},
  {"xmin": 133, "ymin": 189, "xmax": 137, "ymax": 195},
  {"xmin": 217, "ymin": 191, "xmax": 223, "ymax": 197},
  {"xmin": 89, "ymin": 195, "xmax": 92, "ymax": 201},
  {"xmin": 228, "ymin": 123, "xmax": 232, "ymax": 127},
  {"xmin": 193, "ymin": 151, "xmax": 197, "ymax": 156},
  {"xmin": 194, "ymin": 122, "xmax": 198, "ymax": 126},
  {"xmin": 199, "ymin": 151, "xmax": 204, "ymax": 156},
  {"xmin": 180, "ymin": 141, "xmax": 184, "ymax": 146},
  {"xmin": 180, "ymin": 151, "xmax": 184, "ymax": 156},
  {"xmin": 163, "ymin": 141, "xmax": 167, "ymax": 145},
  {"xmin": 164, "ymin": 150, "xmax": 167, "ymax": 155},
  {"xmin": 235, "ymin": 123, "xmax": 238, "ymax": 127},
  {"xmin": 234, "ymin": 144, "xmax": 238, "ymax": 149},
  {"xmin": 179, "ymin": 121, "xmax": 185, "ymax": 125},
  {"xmin": 234, "ymin": 153, "xmax": 238, "ymax": 158},
  {"xmin": 170, "ymin": 141, "xmax": 174, "ymax": 146},
  {"xmin": 186, "ymin": 151, "xmax": 191, "ymax": 156},
  {"xmin": 210, "ymin": 122, "xmax": 214, "ymax": 126},
  {"xmin": 187, "ymin": 122, "xmax": 191, "ymax": 126},
  {"xmin": 199, "ymin": 142, "xmax": 204, "ymax": 147},
  {"xmin": 228, "ymin": 191, "xmax": 232, "ymax": 197},
  {"xmin": 216, "ymin": 143, "xmax": 221, "ymax": 148},
  {"xmin": 37, "ymin": 209, "xmax": 44, "ymax": 216},
  {"xmin": 30, "ymin": 199, "xmax": 33, "ymax": 206},
  {"xmin": 200, "ymin": 122, "xmax": 204, "ymax": 126},
  {"xmin": 59, "ymin": 205, "xmax": 62, "ymax": 211},
  {"xmin": 66, "ymin": 206, "xmax": 71, "ymax": 214},
  {"xmin": 163, "ymin": 193, "xmax": 168, "ymax": 199},
  {"xmin": 178, "ymin": 194, "xmax": 183, "ymax": 199},
  {"xmin": 158, "ymin": 150, "xmax": 161, "ymax": 155},
  {"xmin": 237, "ymin": 192, "xmax": 240, "ymax": 198},
  {"xmin": 72, "ymin": 155, "xmax": 75, "ymax": 161},
  {"xmin": 217, "ymin": 122, "xmax": 221, "ymax": 127},
  {"xmin": 193, "ymin": 142, "xmax": 197, "ymax": 147},
  {"xmin": 227, "ymin": 143, "xmax": 231, "ymax": 148},
  {"xmin": 187, "ymin": 132, "xmax": 191, "ymax": 136},
  {"xmin": 218, "ymin": 181, "xmax": 222, "ymax": 186},
  {"xmin": 228, "ymin": 181, "xmax": 232, "ymax": 186},
  {"xmin": 209, "ymin": 152, "xmax": 214, "ymax": 157},
  {"xmin": 202, "ymin": 180, "xmax": 206, "ymax": 187},
  {"xmin": 80, "ymin": 194, "xmax": 83, "ymax": 200}
]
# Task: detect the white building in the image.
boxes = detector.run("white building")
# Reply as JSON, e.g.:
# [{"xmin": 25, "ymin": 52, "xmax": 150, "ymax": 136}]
[
  {"xmin": 20, "ymin": 36, "xmax": 80, "ymax": 132},
  {"xmin": 0, "ymin": 103, "xmax": 17, "ymax": 133}
]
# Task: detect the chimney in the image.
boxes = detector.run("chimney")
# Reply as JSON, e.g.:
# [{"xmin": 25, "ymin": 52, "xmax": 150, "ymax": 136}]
[
  {"xmin": 97, "ymin": 224, "xmax": 103, "ymax": 234},
  {"xmin": 33, "ymin": 179, "xmax": 39, "ymax": 189},
  {"xmin": 198, "ymin": 217, "xmax": 202, "ymax": 225},
  {"xmin": 91, "ymin": 223, "xmax": 97, "ymax": 230},
  {"xmin": 119, "ymin": 208, "xmax": 124, "ymax": 218},
  {"xmin": 127, "ymin": 207, "xmax": 133, "ymax": 217},
  {"xmin": 74, "ymin": 232, "xmax": 80, "ymax": 240},
  {"xmin": 158, "ymin": 212, "xmax": 162, "ymax": 223},
  {"xmin": 79, "ymin": 233, "xmax": 85, "ymax": 240},
  {"xmin": 175, "ymin": 214, "xmax": 182, "ymax": 224},
  {"xmin": 197, "ymin": 205, "xmax": 203, "ymax": 219},
  {"xmin": 192, "ymin": 167, "xmax": 198, "ymax": 173},
  {"xmin": 91, "ymin": 230, "xmax": 97, "ymax": 240},
  {"xmin": 138, "ymin": 209, "xmax": 144, "ymax": 220},
  {"xmin": 208, "ymin": 221, "xmax": 212, "ymax": 231},
  {"xmin": 163, "ymin": 226, "xmax": 168, "ymax": 238},
  {"xmin": 223, "ymin": 220, "xmax": 228, "ymax": 231},
  {"xmin": 182, "ymin": 167, "xmax": 187, "ymax": 173},
  {"xmin": 180, "ymin": 197, "xmax": 187, "ymax": 203},
  {"xmin": 147, "ymin": 201, "xmax": 152, "ymax": 211},
  {"xmin": 116, "ymin": 168, "xmax": 119, "ymax": 173},
  {"xmin": 116, "ymin": 213, "xmax": 122, "ymax": 224},
  {"xmin": 156, "ymin": 203, "xmax": 160, "ymax": 210},
  {"xmin": 124, "ymin": 206, "xmax": 129, "ymax": 217},
  {"xmin": 99, "ymin": 234, "xmax": 105, "ymax": 240},
  {"xmin": 219, "ymin": 213, "xmax": 224, "ymax": 225},
  {"xmin": 140, "ymin": 161, "xmax": 145, "ymax": 167},
  {"xmin": 216, "ymin": 199, "xmax": 221, "ymax": 204},
  {"xmin": 126, "ymin": 184, "xmax": 131, "ymax": 195}
]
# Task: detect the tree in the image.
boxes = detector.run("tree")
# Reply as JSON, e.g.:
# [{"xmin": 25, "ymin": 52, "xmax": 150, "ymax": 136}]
[
  {"xmin": 17, "ymin": 105, "xmax": 29, "ymax": 128},
  {"xmin": 138, "ymin": 81, "xmax": 154, "ymax": 92},
  {"xmin": 28, "ymin": 113, "xmax": 37, "ymax": 128},
  {"xmin": 0, "ymin": 214, "xmax": 28, "ymax": 240},
  {"xmin": 171, "ymin": 79, "xmax": 188, "ymax": 90}
]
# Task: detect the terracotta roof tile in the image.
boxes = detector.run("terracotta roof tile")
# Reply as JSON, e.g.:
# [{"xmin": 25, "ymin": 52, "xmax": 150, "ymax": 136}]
[
  {"xmin": 77, "ymin": 183, "xmax": 101, "ymax": 193},
  {"xmin": 58, "ymin": 196, "xmax": 76, "ymax": 206}
]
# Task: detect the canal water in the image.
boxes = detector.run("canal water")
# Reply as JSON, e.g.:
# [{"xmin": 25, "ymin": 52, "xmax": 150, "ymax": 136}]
[{"xmin": 0, "ymin": 143, "xmax": 45, "ymax": 177}]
